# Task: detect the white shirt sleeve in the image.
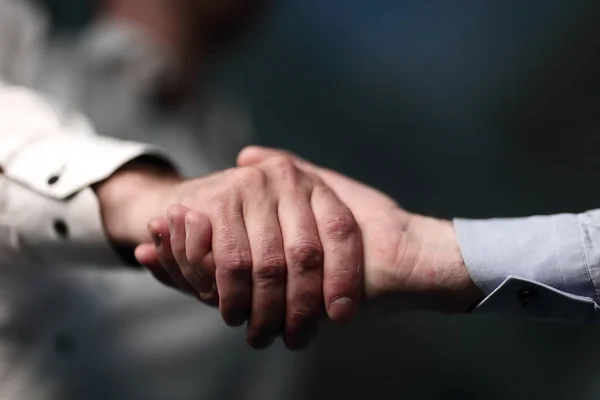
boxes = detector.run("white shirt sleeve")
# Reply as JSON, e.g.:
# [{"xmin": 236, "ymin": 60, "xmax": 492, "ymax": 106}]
[{"xmin": 0, "ymin": 83, "xmax": 173, "ymax": 267}]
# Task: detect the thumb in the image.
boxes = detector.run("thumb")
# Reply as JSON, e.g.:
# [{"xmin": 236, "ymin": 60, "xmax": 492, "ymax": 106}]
[
  {"xmin": 238, "ymin": 146, "xmax": 399, "ymax": 212},
  {"xmin": 237, "ymin": 146, "xmax": 358, "ymax": 191}
]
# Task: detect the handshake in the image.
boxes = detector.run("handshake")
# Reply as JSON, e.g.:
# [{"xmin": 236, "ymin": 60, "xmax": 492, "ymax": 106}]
[{"xmin": 98, "ymin": 146, "xmax": 483, "ymax": 350}]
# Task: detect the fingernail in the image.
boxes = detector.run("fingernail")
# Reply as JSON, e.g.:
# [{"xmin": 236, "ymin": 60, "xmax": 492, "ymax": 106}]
[
  {"xmin": 152, "ymin": 233, "xmax": 162, "ymax": 248},
  {"xmin": 332, "ymin": 297, "xmax": 352, "ymax": 306},
  {"xmin": 328, "ymin": 297, "xmax": 354, "ymax": 324}
]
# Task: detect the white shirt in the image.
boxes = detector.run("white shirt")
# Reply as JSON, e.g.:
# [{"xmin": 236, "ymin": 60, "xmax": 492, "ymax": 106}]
[{"xmin": 0, "ymin": 2, "xmax": 309, "ymax": 399}]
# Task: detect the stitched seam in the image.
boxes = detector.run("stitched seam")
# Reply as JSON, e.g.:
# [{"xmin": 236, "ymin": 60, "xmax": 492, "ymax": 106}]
[{"xmin": 577, "ymin": 217, "xmax": 600, "ymax": 304}]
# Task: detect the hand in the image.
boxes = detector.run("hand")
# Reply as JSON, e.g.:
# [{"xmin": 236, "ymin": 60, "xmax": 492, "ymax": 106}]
[
  {"xmin": 236, "ymin": 147, "xmax": 484, "ymax": 314},
  {"xmin": 134, "ymin": 156, "xmax": 363, "ymax": 349}
]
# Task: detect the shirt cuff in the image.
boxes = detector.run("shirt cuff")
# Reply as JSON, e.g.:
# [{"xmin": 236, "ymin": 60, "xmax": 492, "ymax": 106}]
[
  {"xmin": 4, "ymin": 133, "xmax": 169, "ymax": 199},
  {"xmin": 1, "ymin": 134, "xmax": 173, "ymax": 267},
  {"xmin": 454, "ymin": 214, "xmax": 600, "ymax": 322}
]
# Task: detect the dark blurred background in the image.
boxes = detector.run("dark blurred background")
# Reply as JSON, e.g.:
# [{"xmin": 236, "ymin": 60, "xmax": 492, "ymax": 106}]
[{"xmin": 42, "ymin": 0, "xmax": 600, "ymax": 399}]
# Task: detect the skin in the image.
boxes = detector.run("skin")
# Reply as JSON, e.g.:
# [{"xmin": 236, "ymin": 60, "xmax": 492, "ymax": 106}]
[
  {"xmin": 97, "ymin": 1, "xmax": 483, "ymax": 349},
  {"xmin": 133, "ymin": 147, "xmax": 484, "ymax": 349},
  {"xmin": 96, "ymin": 155, "xmax": 363, "ymax": 350}
]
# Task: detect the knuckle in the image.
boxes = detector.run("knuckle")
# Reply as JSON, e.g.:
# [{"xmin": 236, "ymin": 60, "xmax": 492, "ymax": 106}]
[
  {"xmin": 267, "ymin": 156, "xmax": 298, "ymax": 178},
  {"xmin": 287, "ymin": 241, "xmax": 323, "ymax": 274},
  {"xmin": 287, "ymin": 306, "xmax": 318, "ymax": 330},
  {"xmin": 221, "ymin": 252, "xmax": 253, "ymax": 276},
  {"xmin": 210, "ymin": 190, "xmax": 235, "ymax": 210},
  {"xmin": 265, "ymin": 155, "xmax": 294, "ymax": 169},
  {"xmin": 237, "ymin": 166, "xmax": 267, "ymax": 188},
  {"xmin": 253, "ymin": 261, "xmax": 287, "ymax": 286},
  {"xmin": 322, "ymin": 213, "xmax": 358, "ymax": 241}
]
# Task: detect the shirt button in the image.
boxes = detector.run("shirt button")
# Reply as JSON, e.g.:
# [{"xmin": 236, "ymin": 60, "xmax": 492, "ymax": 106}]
[
  {"xmin": 53, "ymin": 219, "xmax": 69, "ymax": 239},
  {"xmin": 517, "ymin": 288, "xmax": 538, "ymax": 308},
  {"xmin": 47, "ymin": 175, "xmax": 60, "ymax": 185}
]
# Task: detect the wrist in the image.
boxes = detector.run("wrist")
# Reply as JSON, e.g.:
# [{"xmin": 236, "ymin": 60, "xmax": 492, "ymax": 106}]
[
  {"xmin": 408, "ymin": 215, "xmax": 484, "ymax": 313},
  {"xmin": 94, "ymin": 156, "xmax": 181, "ymax": 247}
]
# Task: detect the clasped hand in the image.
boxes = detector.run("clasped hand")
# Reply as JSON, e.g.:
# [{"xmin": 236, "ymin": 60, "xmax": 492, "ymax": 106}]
[{"xmin": 134, "ymin": 147, "xmax": 480, "ymax": 350}]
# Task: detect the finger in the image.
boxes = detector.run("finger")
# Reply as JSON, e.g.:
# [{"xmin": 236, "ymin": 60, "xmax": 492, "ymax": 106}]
[
  {"xmin": 249, "ymin": 157, "xmax": 325, "ymax": 350},
  {"xmin": 134, "ymin": 243, "xmax": 159, "ymax": 266},
  {"xmin": 185, "ymin": 210, "xmax": 219, "ymax": 305},
  {"xmin": 243, "ymin": 191, "xmax": 286, "ymax": 349},
  {"xmin": 237, "ymin": 146, "xmax": 400, "ymax": 213},
  {"xmin": 167, "ymin": 205, "xmax": 215, "ymax": 300},
  {"xmin": 135, "ymin": 243, "xmax": 180, "ymax": 290},
  {"xmin": 279, "ymin": 184, "xmax": 324, "ymax": 350},
  {"xmin": 212, "ymin": 187, "xmax": 253, "ymax": 327},
  {"xmin": 312, "ymin": 184, "xmax": 362, "ymax": 323},
  {"xmin": 148, "ymin": 216, "xmax": 197, "ymax": 295}
]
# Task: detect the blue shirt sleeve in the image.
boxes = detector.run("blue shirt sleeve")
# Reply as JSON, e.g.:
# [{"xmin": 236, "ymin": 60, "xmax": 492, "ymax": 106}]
[{"xmin": 454, "ymin": 212, "xmax": 600, "ymax": 323}]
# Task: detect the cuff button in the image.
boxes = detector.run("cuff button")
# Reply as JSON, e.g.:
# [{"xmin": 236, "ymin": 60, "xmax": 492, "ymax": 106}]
[
  {"xmin": 517, "ymin": 288, "xmax": 538, "ymax": 308},
  {"xmin": 47, "ymin": 175, "xmax": 60, "ymax": 185},
  {"xmin": 53, "ymin": 219, "xmax": 69, "ymax": 239}
]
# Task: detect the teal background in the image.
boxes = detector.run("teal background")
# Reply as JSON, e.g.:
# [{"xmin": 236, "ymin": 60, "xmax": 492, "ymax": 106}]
[{"xmin": 41, "ymin": 1, "xmax": 600, "ymax": 398}]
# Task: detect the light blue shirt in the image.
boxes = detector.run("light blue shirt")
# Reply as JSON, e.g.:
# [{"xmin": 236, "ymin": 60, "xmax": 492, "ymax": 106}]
[{"xmin": 455, "ymin": 211, "xmax": 600, "ymax": 322}]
